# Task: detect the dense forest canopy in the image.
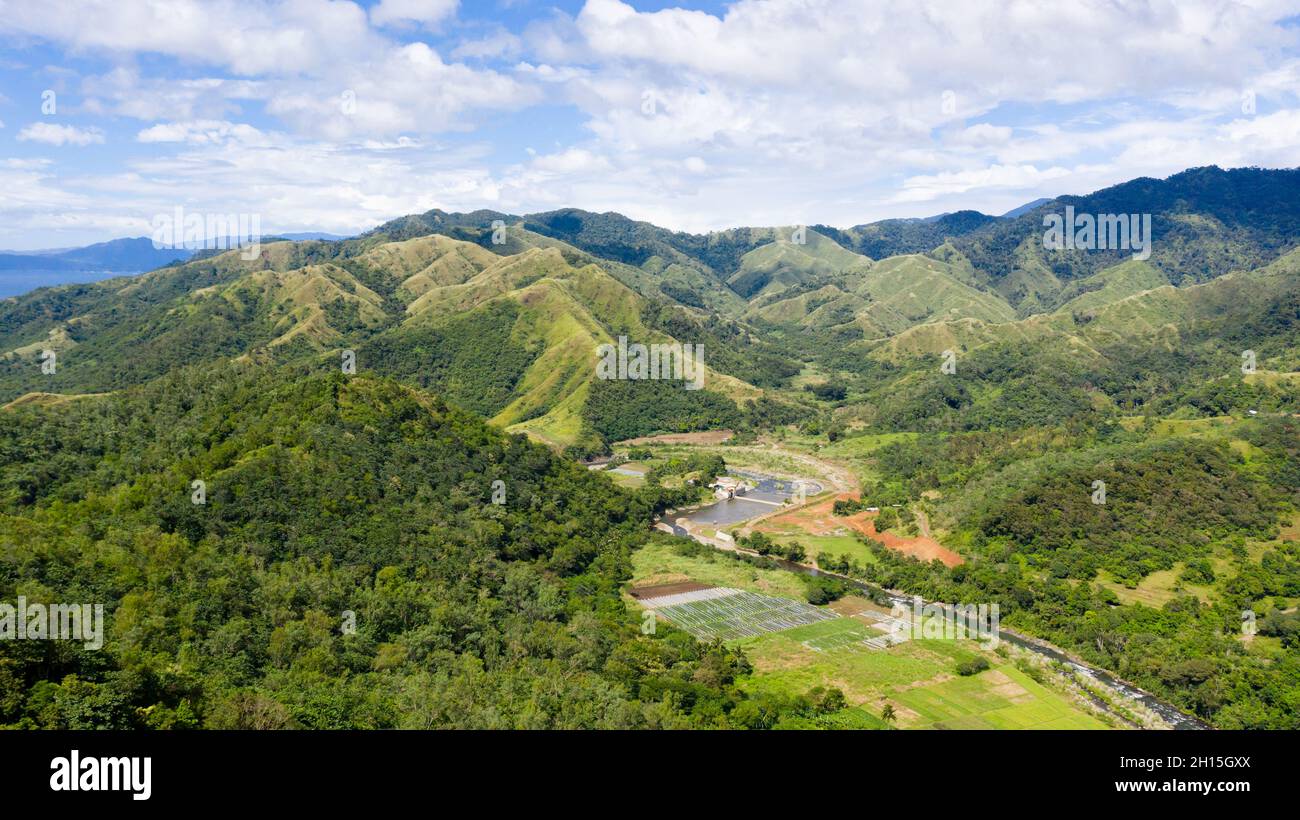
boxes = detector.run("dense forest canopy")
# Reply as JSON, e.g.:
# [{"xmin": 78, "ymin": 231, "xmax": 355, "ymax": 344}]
[{"xmin": 0, "ymin": 365, "xmax": 839, "ymax": 728}]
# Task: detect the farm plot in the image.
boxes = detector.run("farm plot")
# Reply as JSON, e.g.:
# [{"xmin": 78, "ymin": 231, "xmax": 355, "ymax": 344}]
[
  {"xmin": 890, "ymin": 666, "xmax": 1107, "ymax": 730},
  {"xmin": 642, "ymin": 587, "xmax": 838, "ymax": 641},
  {"xmin": 783, "ymin": 616, "xmax": 909, "ymax": 653}
]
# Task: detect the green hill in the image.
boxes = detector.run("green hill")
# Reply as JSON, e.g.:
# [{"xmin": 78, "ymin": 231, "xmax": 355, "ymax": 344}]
[
  {"xmin": 727, "ymin": 228, "xmax": 872, "ymax": 300},
  {"xmin": 852, "ymin": 254, "xmax": 1016, "ymax": 338},
  {"xmin": 1051, "ymin": 259, "xmax": 1169, "ymax": 316},
  {"xmin": 952, "ymin": 166, "xmax": 1300, "ymax": 310},
  {"xmin": 814, "ymin": 210, "xmax": 998, "ymax": 259},
  {"xmin": 0, "ymin": 234, "xmax": 765, "ymax": 453},
  {"xmin": 0, "ymin": 364, "xmax": 778, "ymax": 729}
]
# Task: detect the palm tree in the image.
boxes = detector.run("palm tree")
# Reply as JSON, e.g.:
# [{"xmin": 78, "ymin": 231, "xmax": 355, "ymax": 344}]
[{"xmin": 881, "ymin": 703, "xmax": 897, "ymax": 725}]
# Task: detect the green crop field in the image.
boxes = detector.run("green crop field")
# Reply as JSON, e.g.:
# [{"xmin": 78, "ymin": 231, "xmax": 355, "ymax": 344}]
[
  {"xmin": 734, "ymin": 617, "xmax": 1110, "ymax": 730},
  {"xmin": 634, "ymin": 536, "xmax": 1110, "ymax": 730},
  {"xmin": 780, "ymin": 616, "xmax": 881, "ymax": 651},
  {"xmin": 892, "ymin": 666, "xmax": 1107, "ymax": 730}
]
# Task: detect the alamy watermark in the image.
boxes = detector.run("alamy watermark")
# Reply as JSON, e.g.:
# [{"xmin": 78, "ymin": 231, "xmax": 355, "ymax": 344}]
[
  {"xmin": 596, "ymin": 335, "xmax": 705, "ymax": 390},
  {"xmin": 1043, "ymin": 205, "xmax": 1152, "ymax": 260},
  {"xmin": 1, "ymin": 597, "xmax": 104, "ymax": 650},
  {"xmin": 890, "ymin": 595, "xmax": 1000, "ymax": 649},
  {"xmin": 1241, "ymin": 349, "xmax": 1256, "ymax": 375},
  {"xmin": 151, "ymin": 206, "xmax": 262, "ymax": 261},
  {"xmin": 1091, "ymin": 479, "xmax": 1107, "ymax": 505},
  {"xmin": 50, "ymin": 750, "xmax": 150, "ymax": 801}
]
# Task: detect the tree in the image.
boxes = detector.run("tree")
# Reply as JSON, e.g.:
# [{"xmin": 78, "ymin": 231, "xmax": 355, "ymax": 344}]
[
  {"xmin": 881, "ymin": 703, "xmax": 897, "ymax": 724},
  {"xmin": 874, "ymin": 507, "xmax": 899, "ymax": 531},
  {"xmin": 807, "ymin": 686, "xmax": 846, "ymax": 714},
  {"xmin": 745, "ymin": 531, "xmax": 774, "ymax": 555}
]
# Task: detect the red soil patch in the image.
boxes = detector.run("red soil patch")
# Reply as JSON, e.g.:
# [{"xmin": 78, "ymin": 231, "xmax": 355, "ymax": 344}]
[
  {"xmin": 757, "ymin": 492, "xmax": 964, "ymax": 568},
  {"xmin": 756, "ymin": 495, "xmax": 848, "ymax": 536}
]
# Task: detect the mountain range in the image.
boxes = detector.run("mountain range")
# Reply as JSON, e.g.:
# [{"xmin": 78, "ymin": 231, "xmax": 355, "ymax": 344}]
[
  {"xmin": 0, "ymin": 233, "xmax": 355, "ymax": 298},
  {"xmin": 0, "ymin": 237, "xmax": 198, "ymax": 298},
  {"xmin": 4, "ymin": 165, "xmax": 1297, "ymax": 454}
]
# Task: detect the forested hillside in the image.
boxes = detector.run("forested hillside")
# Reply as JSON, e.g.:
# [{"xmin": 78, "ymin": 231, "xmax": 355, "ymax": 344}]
[{"xmin": 0, "ymin": 364, "xmax": 856, "ymax": 729}]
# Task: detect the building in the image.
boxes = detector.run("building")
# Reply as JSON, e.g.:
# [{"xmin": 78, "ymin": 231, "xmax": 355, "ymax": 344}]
[{"xmin": 710, "ymin": 476, "xmax": 751, "ymax": 499}]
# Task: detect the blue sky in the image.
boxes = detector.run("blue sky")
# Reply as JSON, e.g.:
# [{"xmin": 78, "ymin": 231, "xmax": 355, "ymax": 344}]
[{"xmin": 2, "ymin": 0, "xmax": 1300, "ymax": 249}]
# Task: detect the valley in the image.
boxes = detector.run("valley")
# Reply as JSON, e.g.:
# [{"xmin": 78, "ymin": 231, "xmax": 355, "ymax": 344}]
[
  {"xmin": 614, "ymin": 433, "xmax": 1207, "ymax": 729},
  {"xmin": 2, "ymin": 165, "xmax": 1299, "ymax": 730}
]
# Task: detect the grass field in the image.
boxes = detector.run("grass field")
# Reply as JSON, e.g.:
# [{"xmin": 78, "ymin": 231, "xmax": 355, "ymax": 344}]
[
  {"xmin": 632, "ymin": 537, "xmax": 808, "ymax": 599},
  {"xmin": 1094, "ymin": 565, "xmax": 1217, "ymax": 607},
  {"xmin": 816, "ymin": 431, "xmax": 922, "ymax": 482},
  {"xmin": 771, "ymin": 533, "xmax": 881, "ymax": 567},
  {"xmin": 737, "ymin": 618, "xmax": 974, "ymax": 700},
  {"xmin": 1116, "ymin": 415, "xmax": 1239, "ymax": 438},
  {"xmin": 819, "ymin": 431, "xmax": 922, "ymax": 458},
  {"xmin": 607, "ymin": 471, "xmax": 646, "ymax": 488},
  {"xmin": 891, "ymin": 665, "xmax": 1106, "ymax": 729},
  {"xmin": 634, "ymin": 442, "xmax": 817, "ymax": 482},
  {"xmin": 737, "ymin": 621, "xmax": 1107, "ymax": 730}
]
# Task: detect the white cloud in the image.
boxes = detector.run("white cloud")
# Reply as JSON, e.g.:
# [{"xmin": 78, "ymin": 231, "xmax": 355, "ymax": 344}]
[
  {"xmin": 0, "ymin": 0, "xmax": 381, "ymax": 76},
  {"xmin": 3, "ymin": 0, "xmax": 1300, "ymax": 243},
  {"xmin": 0, "ymin": 0, "xmax": 532, "ymax": 141},
  {"xmin": 0, "ymin": 156, "xmax": 101, "ymax": 240},
  {"xmin": 948, "ymin": 124, "xmax": 1014, "ymax": 149},
  {"xmin": 530, "ymin": 148, "xmax": 612, "ymax": 174},
  {"xmin": 81, "ymin": 67, "xmax": 262, "ymax": 122},
  {"xmin": 137, "ymin": 120, "xmax": 266, "ymax": 145},
  {"xmin": 452, "ymin": 29, "xmax": 522, "ymax": 60},
  {"xmin": 894, "ymin": 164, "xmax": 1074, "ymax": 204},
  {"xmin": 265, "ymin": 42, "xmax": 539, "ymax": 139},
  {"xmin": 0, "ymin": 125, "xmax": 508, "ymax": 247},
  {"xmin": 16, "ymin": 122, "xmax": 104, "ymax": 146},
  {"xmin": 369, "ymin": 0, "xmax": 458, "ymax": 28},
  {"xmin": 471, "ymin": 0, "xmax": 1300, "ymax": 227},
  {"xmin": 2, "ymin": 158, "xmax": 52, "ymax": 169}
]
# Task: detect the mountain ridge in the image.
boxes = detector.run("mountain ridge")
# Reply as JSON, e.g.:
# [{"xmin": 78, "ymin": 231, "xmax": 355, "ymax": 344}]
[{"xmin": 3, "ymin": 165, "xmax": 1298, "ymax": 453}]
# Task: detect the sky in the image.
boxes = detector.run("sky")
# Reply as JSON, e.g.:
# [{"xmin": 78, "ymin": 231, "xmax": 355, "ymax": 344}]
[{"xmin": 1, "ymin": 0, "xmax": 1300, "ymax": 249}]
